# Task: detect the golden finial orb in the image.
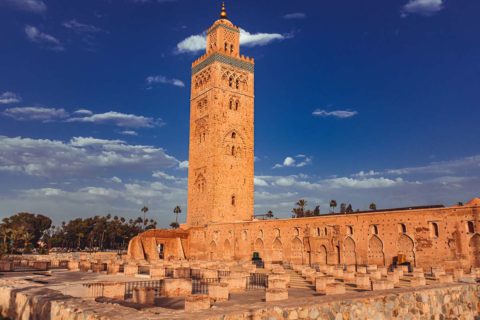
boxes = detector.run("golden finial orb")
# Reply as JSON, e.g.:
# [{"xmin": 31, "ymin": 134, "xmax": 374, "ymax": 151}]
[{"xmin": 220, "ymin": 2, "xmax": 228, "ymax": 19}]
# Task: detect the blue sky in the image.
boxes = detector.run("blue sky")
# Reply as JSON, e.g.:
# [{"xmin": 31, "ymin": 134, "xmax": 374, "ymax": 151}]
[{"xmin": 0, "ymin": 0, "xmax": 479, "ymax": 226}]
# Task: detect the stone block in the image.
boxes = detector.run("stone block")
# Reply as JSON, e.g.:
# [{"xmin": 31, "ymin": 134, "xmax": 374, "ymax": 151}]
[
  {"xmin": 453, "ymin": 269, "xmax": 464, "ymax": 280},
  {"xmin": 369, "ymin": 270, "xmax": 382, "ymax": 280},
  {"xmin": 79, "ymin": 260, "xmax": 90, "ymax": 272},
  {"xmin": 124, "ymin": 264, "xmax": 138, "ymax": 277},
  {"xmin": 32, "ymin": 261, "xmax": 49, "ymax": 271},
  {"xmin": 268, "ymin": 278, "xmax": 287, "ymax": 289},
  {"xmin": 91, "ymin": 263, "xmax": 104, "ymax": 273},
  {"xmin": 325, "ymin": 283, "xmax": 346, "ymax": 295},
  {"xmin": 377, "ymin": 267, "xmax": 388, "ymax": 276},
  {"xmin": 412, "ymin": 271, "xmax": 425, "ymax": 278},
  {"xmin": 208, "ymin": 282, "xmax": 229, "ymax": 302},
  {"xmin": 367, "ymin": 265, "xmax": 378, "ymax": 272},
  {"xmin": 150, "ymin": 265, "xmax": 166, "ymax": 278},
  {"xmin": 269, "ymin": 273, "xmax": 290, "ymax": 286},
  {"xmin": 410, "ymin": 277, "xmax": 426, "ymax": 287},
  {"xmin": 103, "ymin": 283, "xmax": 125, "ymax": 299},
  {"xmin": 315, "ymin": 276, "xmax": 335, "ymax": 292},
  {"xmin": 356, "ymin": 266, "xmax": 367, "ymax": 274},
  {"xmin": 387, "ymin": 272, "xmax": 400, "ymax": 284},
  {"xmin": 224, "ymin": 275, "xmax": 247, "ymax": 292},
  {"xmin": 164, "ymin": 278, "xmax": 192, "ymax": 297},
  {"xmin": 346, "ymin": 265, "xmax": 356, "ymax": 272},
  {"xmin": 343, "ymin": 271, "xmax": 356, "ymax": 282},
  {"xmin": 202, "ymin": 269, "xmax": 218, "ymax": 279},
  {"xmin": 107, "ymin": 263, "xmax": 120, "ymax": 275},
  {"xmin": 372, "ymin": 280, "xmax": 394, "ymax": 291},
  {"xmin": 356, "ymin": 274, "xmax": 371, "ymax": 290},
  {"xmin": 67, "ymin": 261, "xmax": 79, "ymax": 271},
  {"xmin": 333, "ymin": 268, "xmax": 344, "ymax": 278},
  {"xmin": 265, "ymin": 288, "xmax": 288, "ymax": 301},
  {"xmin": 133, "ymin": 287, "xmax": 155, "ymax": 305},
  {"xmin": 174, "ymin": 267, "xmax": 191, "ymax": 279},
  {"xmin": 0, "ymin": 261, "xmax": 13, "ymax": 271},
  {"xmin": 185, "ymin": 295, "xmax": 211, "ymax": 312},
  {"xmin": 438, "ymin": 274, "xmax": 454, "ymax": 283}
]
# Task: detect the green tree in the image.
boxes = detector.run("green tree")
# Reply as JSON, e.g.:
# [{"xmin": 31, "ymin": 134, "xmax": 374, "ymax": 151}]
[
  {"xmin": 329, "ymin": 200, "xmax": 337, "ymax": 213},
  {"xmin": 369, "ymin": 202, "xmax": 377, "ymax": 210},
  {"xmin": 266, "ymin": 210, "xmax": 274, "ymax": 219},
  {"xmin": 173, "ymin": 206, "xmax": 182, "ymax": 225}
]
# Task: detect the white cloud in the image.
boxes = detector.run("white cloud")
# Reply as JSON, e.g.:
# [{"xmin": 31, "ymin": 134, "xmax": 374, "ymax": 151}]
[
  {"xmin": 0, "ymin": 92, "xmax": 21, "ymax": 104},
  {"xmin": 402, "ymin": 0, "xmax": 444, "ymax": 16},
  {"xmin": 73, "ymin": 109, "xmax": 93, "ymax": 115},
  {"xmin": 312, "ymin": 109, "xmax": 358, "ymax": 118},
  {"xmin": 146, "ymin": 75, "xmax": 185, "ymax": 88},
  {"xmin": 63, "ymin": 19, "xmax": 103, "ymax": 33},
  {"xmin": 254, "ymin": 177, "xmax": 269, "ymax": 187},
  {"xmin": 67, "ymin": 111, "xmax": 165, "ymax": 128},
  {"xmin": 273, "ymin": 155, "xmax": 312, "ymax": 169},
  {"xmin": 120, "ymin": 130, "xmax": 138, "ymax": 136},
  {"xmin": 178, "ymin": 161, "xmax": 189, "ymax": 170},
  {"xmin": 326, "ymin": 177, "xmax": 405, "ymax": 189},
  {"xmin": 25, "ymin": 25, "xmax": 64, "ymax": 51},
  {"xmin": 2, "ymin": 0, "xmax": 46, "ymax": 13},
  {"xmin": 111, "ymin": 176, "xmax": 122, "ymax": 184},
  {"xmin": 0, "ymin": 135, "xmax": 179, "ymax": 177},
  {"xmin": 283, "ymin": 12, "xmax": 307, "ymax": 20},
  {"xmin": 152, "ymin": 171, "xmax": 176, "ymax": 180},
  {"xmin": 176, "ymin": 28, "xmax": 290, "ymax": 54},
  {"xmin": 3, "ymin": 107, "xmax": 69, "ymax": 121}
]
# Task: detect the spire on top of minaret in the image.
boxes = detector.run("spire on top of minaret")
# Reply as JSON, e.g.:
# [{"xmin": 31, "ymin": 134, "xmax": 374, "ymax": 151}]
[{"xmin": 220, "ymin": 2, "xmax": 228, "ymax": 19}]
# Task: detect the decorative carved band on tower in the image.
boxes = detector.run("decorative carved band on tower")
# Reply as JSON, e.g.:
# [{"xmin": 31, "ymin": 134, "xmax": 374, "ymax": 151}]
[{"xmin": 187, "ymin": 4, "xmax": 255, "ymax": 227}]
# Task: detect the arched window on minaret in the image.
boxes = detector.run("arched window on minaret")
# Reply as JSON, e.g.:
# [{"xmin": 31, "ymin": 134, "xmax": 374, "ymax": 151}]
[
  {"xmin": 235, "ymin": 100, "xmax": 239, "ymax": 110},
  {"xmin": 235, "ymin": 79, "xmax": 239, "ymax": 89},
  {"xmin": 231, "ymin": 195, "xmax": 236, "ymax": 206},
  {"xmin": 230, "ymin": 44, "xmax": 234, "ymax": 54},
  {"xmin": 224, "ymin": 42, "xmax": 228, "ymax": 52},
  {"xmin": 231, "ymin": 132, "xmax": 236, "ymax": 139},
  {"xmin": 229, "ymin": 99, "xmax": 233, "ymax": 110},
  {"xmin": 229, "ymin": 77, "xmax": 233, "ymax": 87},
  {"xmin": 231, "ymin": 145, "xmax": 235, "ymax": 156}
]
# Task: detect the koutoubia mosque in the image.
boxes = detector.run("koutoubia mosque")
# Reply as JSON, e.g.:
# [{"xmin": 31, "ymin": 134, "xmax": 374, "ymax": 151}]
[{"xmin": 128, "ymin": 4, "xmax": 480, "ymax": 271}]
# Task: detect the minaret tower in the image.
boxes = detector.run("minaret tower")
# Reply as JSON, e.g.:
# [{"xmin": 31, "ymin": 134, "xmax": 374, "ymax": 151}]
[{"xmin": 187, "ymin": 3, "xmax": 255, "ymax": 226}]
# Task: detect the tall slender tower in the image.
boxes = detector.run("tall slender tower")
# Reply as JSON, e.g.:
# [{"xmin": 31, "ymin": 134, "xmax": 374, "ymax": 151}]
[{"xmin": 187, "ymin": 3, "xmax": 255, "ymax": 226}]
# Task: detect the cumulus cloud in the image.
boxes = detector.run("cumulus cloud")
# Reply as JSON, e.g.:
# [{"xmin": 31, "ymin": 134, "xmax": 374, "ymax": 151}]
[
  {"xmin": 0, "ymin": 92, "xmax": 21, "ymax": 104},
  {"xmin": 2, "ymin": 0, "xmax": 46, "ymax": 13},
  {"xmin": 3, "ymin": 107, "xmax": 69, "ymax": 121},
  {"xmin": 67, "ymin": 111, "xmax": 165, "ymax": 128},
  {"xmin": 178, "ymin": 161, "xmax": 189, "ymax": 170},
  {"xmin": 312, "ymin": 109, "xmax": 358, "ymax": 118},
  {"xmin": 283, "ymin": 12, "xmax": 307, "ymax": 20},
  {"xmin": 146, "ymin": 75, "xmax": 185, "ymax": 88},
  {"xmin": 111, "ymin": 176, "xmax": 122, "ymax": 184},
  {"xmin": 63, "ymin": 19, "xmax": 103, "ymax": 34},
  {"xmin": 25, "ymin": 25, "xmax": 64, "ymax": 51},
  {"xmin": 401, "ymin": 0, "xmax": 444, "ymax": 16},
  {"xmin": 176, "ymin": 28, "xmax": 290, "ymax": 54},
  {"xmin": 325, "ymin": 177, "xmax": 405, "ymax": 189},
  {"xmin": 0, "ymin": 135, "xmax": 179, "ymax": 177},
  {"xmin": 273, "ymin": 155, "xmax": 312, "ymax": 169},
  {"xmin": 152, "ymin": 171, "xmax": 176, "ymax": 180},
  {"xmin": 254, "ymin": 177, "xmax": 269, "ymax": 187},
  {"xmin": 73, "ymin": 109, "xmax": 93, "ymax": 115}
]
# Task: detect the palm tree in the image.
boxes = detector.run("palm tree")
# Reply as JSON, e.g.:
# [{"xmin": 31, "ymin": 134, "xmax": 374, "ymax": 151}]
[
  {"xmin": 266, "ymin": 210, "xmax": 274, "ymax": 219},
  {"xmin": 329, "ymin": 200, "xmax": 337, "ymax": 213},
  {"xmin": 170, "ymin": 222, "xmax": 180, "ymax": 229},
  {"xmin": 369, "ymin": 202, "xmax": 377, "ymax": 210},
  {"xmin": 141, "ymin": 206, "xmax": 149, "ymax": 229},
  {"xmin": 173, "ymin": 206, "xmax": 182, "ymax": 225}
]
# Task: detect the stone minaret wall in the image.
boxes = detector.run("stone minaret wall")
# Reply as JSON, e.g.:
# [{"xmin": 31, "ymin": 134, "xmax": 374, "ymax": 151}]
[{"xmin": 187, "ymin": 12, "xmax": 255, "ymax": 226}]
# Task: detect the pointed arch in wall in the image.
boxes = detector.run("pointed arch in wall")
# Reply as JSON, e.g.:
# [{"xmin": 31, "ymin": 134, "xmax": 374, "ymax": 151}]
[
  {"xmin": 254, "ymin": 238, "xmax": 265, "ymax": 259},
  {"xmin": 290, "ymin": 237, "xmax": 303, "ymax": 265},
  {"xmin": 397, "ymin": 234, "xmax": 415, "ymax": 266},
  {"xmin": 367, "ymin": 235, "xmax": 385, "ymax": 266},
  {"xmin": 209, "ymin": 241, "xmax": 217, "ymax": 260},
  {"xmin": 317, "ymin": 245, "xmax": 328, "ymax": 265},
  {"xmin": 272, "ymin": 237, "xmax": 283, "ymax": 262},
  {"xmin": 469, "ymin": 233, "xmax": 480, "ymax": 268},
  {"xmin": 344, "ymin": 236, "xmax": 356, "ymax": 265},
  {"xmin": 224, "ymin": 239, "xmax": 233, "ymax": 260}
]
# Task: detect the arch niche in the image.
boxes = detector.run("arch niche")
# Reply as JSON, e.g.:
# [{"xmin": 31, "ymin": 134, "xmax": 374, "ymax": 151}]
[
  {"xmin": 223, "ymin": 239, "xmax": 233, "ymax": 260},
  {"xmin": 367, "ymin": 235, "xmax": 385, "ymax": 266},
  {"xmin": 469, "ymin": 234, "xmax": 480, "ymax": 268},
  {"xmin": 316, "ymin": 245, "xmax": 328, "ymax": 265},
  {"xmin": 209, "ymin": 241, "xmax": 217, "ymax": 260},
  {"xmin": 254, "ymin": 238, "xmax": 265, "ymax": 259},
  {"xmin": 397, "ymin": 234, "xmax": 415, "ymax": 266},
  {"xmin": 272, "ymin": 238, "xmax": 283, "ymax": 262},
  {"xmin": 344, "ymin": 237, "xmax": 356, "ymax": 265},
  {"xmin": 290, "ymin": 237, "xmax": 303, "ymax": 264}
]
